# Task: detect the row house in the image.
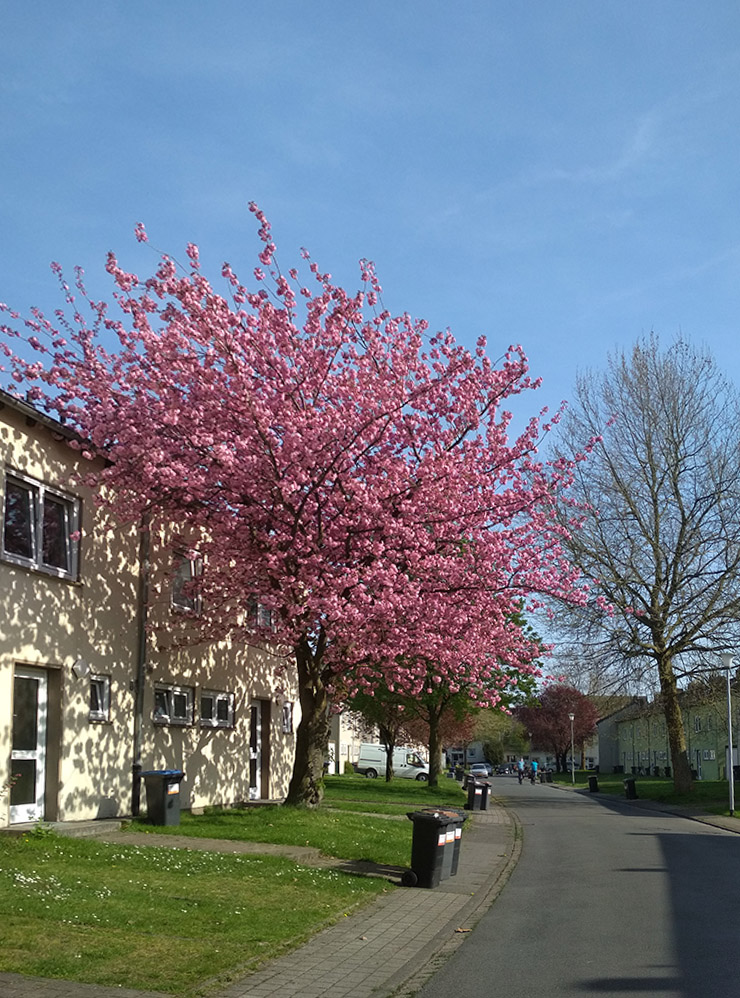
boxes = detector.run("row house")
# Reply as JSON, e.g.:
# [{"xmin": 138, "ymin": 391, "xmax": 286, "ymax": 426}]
[
  {"xmin": 614, "ymin": 682, "xmax": 737, "ymax": 780},
  {"xmin": 1, "ymin": 389, "xmax": 298, "ymax": 828}
]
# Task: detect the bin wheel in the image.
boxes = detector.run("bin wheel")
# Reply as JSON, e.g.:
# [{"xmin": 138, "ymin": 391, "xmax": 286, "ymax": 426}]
[
  {"xmin": 401, "ymin": 870, "xmax": 418, "ymax": 887},
  {"xmin": 416, "ymin": 773, "xmax": 428, "ymax": 781},
  {"xmin": 365, "ymin": 768, "xmax": 378, "ymax": 779}
]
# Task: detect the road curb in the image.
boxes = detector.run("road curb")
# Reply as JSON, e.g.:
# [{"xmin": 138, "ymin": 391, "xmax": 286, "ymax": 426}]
[{"xmin": 387, "ymin": 805, "xmax": 523, "ymax": 998}]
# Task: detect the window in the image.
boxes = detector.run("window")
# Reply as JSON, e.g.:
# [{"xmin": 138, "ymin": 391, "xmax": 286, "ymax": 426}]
[
  {"xmin": 153, "ymin": 684, "xmax": 194, "ymax": 725},
  {"xmin": 171, "ymin": 552, "xmax": 203, "ymax": 612},
  {"xmin": 89, "ymin": 674, "xmax": 111, "ymax": 722},
  {"xmin": 248, "ymin": 596, "xmax": 274, "ymax": 630},
  {"xmin": 2, "ymin": 470, "xmax": 80, "ymax": 578},
  {"xmin": 282, "ymin": 701, "xmax": 294, "ymax": 734},
  {"xmin": 200, "ymin": 690, "xmax": 235, "ymax": 729},
  {"xmin": 694, "ymin": 715, "xmax": 702, "ymax": 733}
]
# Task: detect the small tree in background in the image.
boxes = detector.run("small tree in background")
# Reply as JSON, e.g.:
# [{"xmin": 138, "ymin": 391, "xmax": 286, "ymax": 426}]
[
  {"xmin": 473, "ymin": 711, "xmax": 529, "ymax": 765},
  {"xmin": 515, "ymin": 685, "xmax": 599, "ymax": 771},
  {"xmin": 343, "ymin": 689, "xmax": 416, "ymax": 782}
]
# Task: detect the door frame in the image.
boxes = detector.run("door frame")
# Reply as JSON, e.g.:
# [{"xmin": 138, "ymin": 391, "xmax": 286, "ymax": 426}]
[{"xmin": 10, "ymin": 665, "xmax": 48, "ymax": 824}]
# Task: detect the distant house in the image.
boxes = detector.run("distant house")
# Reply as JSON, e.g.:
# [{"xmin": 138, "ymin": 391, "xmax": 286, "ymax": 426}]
[
  {"xmin": 1, "ymin": 389, "xmax": 298, "ymax": 828},
  {"xmin": 595, "ymin": 698, "xmax": 648, "ymax": 773},
  {"xmin": 612, "ymin": 681, "xmax": 738, "ymax": 779}
]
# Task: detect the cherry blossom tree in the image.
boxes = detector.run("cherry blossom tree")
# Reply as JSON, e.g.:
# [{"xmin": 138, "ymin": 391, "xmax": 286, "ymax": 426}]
[{"xmin": 0, "ymin": 205, "xmax": 587, "ymax": 806}]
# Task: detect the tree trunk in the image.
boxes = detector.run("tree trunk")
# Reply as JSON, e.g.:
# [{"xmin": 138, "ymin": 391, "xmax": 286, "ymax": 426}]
[
  {"xmin": 428, "ymin": 709, "xmax": 443, "ymax": 787},
  {"xmin": 379, "ymin": 724, "xmax": 396, "ymax": 782},
  {"xmin": 658, "ymin": 653, "xmax": 693, "ymax": 794},
  {"xmin": 284, "ymin": 636, "xmax": 331, "ymax": 808}
]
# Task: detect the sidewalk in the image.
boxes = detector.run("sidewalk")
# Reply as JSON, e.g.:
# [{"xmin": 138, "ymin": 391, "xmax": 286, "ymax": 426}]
[{"xmin": 0, "ymin": 804, "xmax": 520, "ymax": 998}]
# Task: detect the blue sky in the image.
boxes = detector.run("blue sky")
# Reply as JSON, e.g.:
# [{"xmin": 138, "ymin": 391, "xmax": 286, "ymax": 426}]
[{"xmin": 2, "ymin": 2, "xmax": 740, "ymax": 423}]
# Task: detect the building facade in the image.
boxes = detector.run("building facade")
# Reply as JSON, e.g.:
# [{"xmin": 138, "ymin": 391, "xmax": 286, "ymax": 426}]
[
  {"xmin": 1, "ymin": 390, "xmax": 297, "ymax": 828},
  {"xmin": 614, "ymin": 684, "xmax": 737, "ymax": 780}
]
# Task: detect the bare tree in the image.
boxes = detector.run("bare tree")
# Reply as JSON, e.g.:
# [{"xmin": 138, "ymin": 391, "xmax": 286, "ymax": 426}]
[{"xmin": 554, "ymin": 335, "xmax": 740, "ymax": 793}]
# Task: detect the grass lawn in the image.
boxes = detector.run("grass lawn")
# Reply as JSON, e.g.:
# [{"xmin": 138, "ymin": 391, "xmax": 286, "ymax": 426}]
[
  {"xmin": 0, "ymin": 831, "xmax": 388, "ymax": 996},
  {"xmin": 0, "ymin": 774, "xmax": 467, "ymax": 994},
  {"xmin": 551, "ymin": 770, "xmax": 740, "ymax": 817},
  {"xmin": 128, "ymin": 774, "xmax": 468, "ymax": 867}
]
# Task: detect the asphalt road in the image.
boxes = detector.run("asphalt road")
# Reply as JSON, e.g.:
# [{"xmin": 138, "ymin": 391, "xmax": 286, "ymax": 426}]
[{"xmin": 417, "ymin": 777, "xmax": 740, "ymax": 998}]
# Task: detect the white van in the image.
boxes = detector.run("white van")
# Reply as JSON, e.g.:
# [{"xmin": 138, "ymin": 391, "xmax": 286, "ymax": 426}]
[{"xmin": 355, "ymin": 744, "xmax": 430, "ymax": 781}]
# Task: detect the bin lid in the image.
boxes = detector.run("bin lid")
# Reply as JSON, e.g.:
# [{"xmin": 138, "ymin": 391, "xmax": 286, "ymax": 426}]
[
  {"xmin": 141, "ymin": 769, "xmax": 184, "ymax": 777},
  {"xmin": 407, "ymin": 808, "xmax": 466, "ymax": 825}
]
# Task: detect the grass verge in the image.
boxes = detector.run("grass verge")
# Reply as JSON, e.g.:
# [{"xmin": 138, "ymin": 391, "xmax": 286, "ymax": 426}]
[
  {"xmin": 0, "ymin": 775, "xmax": 467, "ymax": 994},
  {"xmin": 128, "ymin": 774, "xmax": 467, "ymax": 867},
  {"xmin": 551, "ymin": 770, "xmax": 740, "ymax": 817},
  {"xmin": 0, "ymin": 831, "xmax": 388, "ymax": 996}
]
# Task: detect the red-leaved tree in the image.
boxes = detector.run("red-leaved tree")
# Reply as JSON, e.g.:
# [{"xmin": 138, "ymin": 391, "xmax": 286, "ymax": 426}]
[
  {"xmin": 0, "ymin": 205, "xmax": 588, "ymax": 806},
  {"xmin": 515, "ymin": 685, "xmax": 599, "ymax": 771}
]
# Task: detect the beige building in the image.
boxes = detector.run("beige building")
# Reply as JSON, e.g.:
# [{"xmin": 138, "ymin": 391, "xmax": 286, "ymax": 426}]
[{"xmin": 1, "ymin": 389, "xmax": 297, "ymax": 828}]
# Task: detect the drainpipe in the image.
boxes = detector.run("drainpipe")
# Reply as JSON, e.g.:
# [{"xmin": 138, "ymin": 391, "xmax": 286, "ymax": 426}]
[{"xmin": 131, "ymin": 514, "xmax": 150, "ymax": 816}]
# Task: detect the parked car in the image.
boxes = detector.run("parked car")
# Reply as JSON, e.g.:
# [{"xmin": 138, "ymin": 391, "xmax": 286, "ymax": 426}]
[
  {"xmin": 496, "ymin": 764, "xmax": 512, "ymax": 775},
  {"xmin": 469, "ymin": 763, "xmax": 491, "ymax": 781},
  {"xmin": 355, "ymin": 744, "xmax": 430, "ymax": 781}
]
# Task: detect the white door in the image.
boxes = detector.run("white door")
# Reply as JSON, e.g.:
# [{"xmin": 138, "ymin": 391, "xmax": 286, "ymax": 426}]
[
  {"xmin": 10, "ymin": 667, "xmax": 48, "ymax": 823},
  {"xmin": 249, "ymin": 702, "xmax": 261, "ymax": 800}
]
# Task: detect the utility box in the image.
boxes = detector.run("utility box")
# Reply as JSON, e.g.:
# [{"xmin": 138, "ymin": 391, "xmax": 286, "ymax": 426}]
[{"xmin": 142, "ymin": 769, "xmax": 184, "ymax": 826}]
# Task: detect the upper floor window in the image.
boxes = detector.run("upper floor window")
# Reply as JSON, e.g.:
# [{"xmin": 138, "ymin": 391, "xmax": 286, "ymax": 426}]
[
  {"xmin": 171, "ymin": 551, "xmax": 203, "ymax": 612},
  {"xmin": 2, "ymin": 469, "xmax": 80, "ymax": 579},
  {"xmin": 248, "ymin": 596, "xmax": 274, "ymax": 630}
]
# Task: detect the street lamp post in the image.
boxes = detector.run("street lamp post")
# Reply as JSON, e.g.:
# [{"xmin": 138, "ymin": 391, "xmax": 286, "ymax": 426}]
[
  {"xmin": 721, "ymin": 654, "xmax": 735, "ymax": 817},
  {"xmin": 568, "ymin": 712, "xmax": 575, "ymax": 785}
]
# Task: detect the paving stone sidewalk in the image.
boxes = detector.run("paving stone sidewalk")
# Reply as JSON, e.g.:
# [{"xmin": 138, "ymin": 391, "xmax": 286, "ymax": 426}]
[{"xmin": 0, "ymin": 804, "xmax": 519, "ymax": 998}]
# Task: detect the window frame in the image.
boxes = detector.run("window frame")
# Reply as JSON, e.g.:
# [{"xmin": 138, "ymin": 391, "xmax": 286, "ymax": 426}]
[
  {"xmin": 171, "ymin": 550, "xmax": 203, "ymax": 613},
  {"xmin": 200, "ymin": 689, "xmax": 235, "ymax": 729},
  {"xmin": 89, "ymin": 674, "xmax": 111, "ymax": 723},
  {"xmin": 2, "ymin": 468, "xmax": 80, "ymax": 580},
  {"xmin": 282, "ymin": 701, "xmax": 294, "ymax": 734},
  {"xmin": 153, "ymin": 684, "xmax": 194, "ymax": 726},
  {"xmin": 248, "ymin": 596, "xmax": 275, "ymax": 631}
]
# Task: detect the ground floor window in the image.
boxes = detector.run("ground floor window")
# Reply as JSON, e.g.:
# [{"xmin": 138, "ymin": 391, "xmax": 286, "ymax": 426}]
[
  {"xmin": 89, "ymin": 674, "xmax": 111, "ymax": 722},
  {"xmin": 200, "ymin": 690, "xmax": 235, "ymax": 728},
  {"xmin": 153, "ymin": 684, "xmax": 194, "ymax": 725}
]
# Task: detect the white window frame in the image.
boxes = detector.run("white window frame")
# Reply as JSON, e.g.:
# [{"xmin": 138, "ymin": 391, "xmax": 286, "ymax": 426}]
[
  {"xmin": 248, "ymin": 596, "xmax": 274, "ymax": 630},
  {"xmin": 200, "ymin": 690, "xmax": 235, "ymax": 729},
  {"xmin": 89, "ymin": 674, "xmax": 111, "ymax": 722},
  {"xmin": 2, "ymin": 468, "xmax": 80, "ymax": 579},
  {"xmin": 153, "ymin": 684, "xmax": 194, "ymax": 726},
  {"xmin": 282, "ymin": 701, "xmax": 294, "ymax": 734},
  {"xmin": 171, "ymin": 551, "xmax": 203, "ymax": 613}
]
